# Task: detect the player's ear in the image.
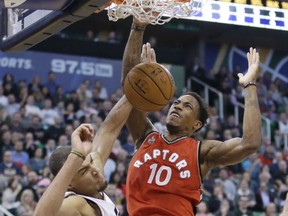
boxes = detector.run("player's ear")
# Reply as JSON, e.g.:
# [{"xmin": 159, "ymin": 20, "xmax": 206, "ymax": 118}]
[{"xmin": 193, "ymin": 120, "xmax": 202, "ymax": 131}]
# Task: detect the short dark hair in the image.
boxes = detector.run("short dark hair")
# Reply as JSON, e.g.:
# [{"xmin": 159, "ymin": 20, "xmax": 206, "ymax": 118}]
[
  {"xmin": 49, "ymin": 146, "xmax": 72, "ymax": 176},
  {"xmin": 184, "ymin": 92, "xmax": 209, "ymax": 132}
]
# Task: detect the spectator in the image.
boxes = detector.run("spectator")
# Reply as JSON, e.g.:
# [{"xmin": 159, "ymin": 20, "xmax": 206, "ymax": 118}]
[
  {"xmin": 98, "ymin": 99, "xmax": 113, "ymax": 121},
  {"xmin": 2, "ymin": 73, "xmax": 18, "ymax": 96},
  {"xmin": 235, "ymin": 179, "xmax": 256, "ymax": 209},
  {"xmin": 1, "ymin": 177, "xmax": 22, "ymax": 215},
  {"xmin": 8, "ymin": 112, "xmax": 26, "ymax": 134},
  {"xmin": 25, "ymin": 95, "xmax": 42, "ymax": 118},
  {"xmin": 65, "ymin": 90, "xmax": 80, "ymax": 111},
  {"xmin": 263, "ymin": 202, "xmax": 278, "ymax": 216},
  {"xmin": 76, "ymin": 82, "xmax": 92, "ymax": 102},
  {"xmin": 275, "ymin": 112, "xmax": 288, "ymax": 148},
  {"xmin": 35, "ymin": 177, "xmax": 51, "ymax": 198},
  {"xmin": 57, "ymin": 134, "xmax": 70, "ymax": 147},
  {"xmin": 214, "ymin": 168, "xmax": 237, "ymax": 202},
  {"xmin": 0, "ymin": 150, "xmax": 21, "ymax": 178},
  {"xmin": 11, "ymin": 141, "xmax": 30, "ymax": 167},
  {"xmin": 253, "ymin": 181, "xmax": 276, "ymax": 212},
  {"xmin": 214, "ymin": 199, "xmax": 234, "ymax": 216},
  {"xmin": 233, "ymin": 195, "xmax": 253, "ymax": 216},
  {"xmin": 269, "ymin": 151, "xmax": 284, "ymax": 176},
  {"xmin": 44, "ymin": 71, "xmax": 59, "ymax": 95},
  {"xmin": 122, "ymin": 134, "xmax": 135, "ymax": 155},
  {"xmin": 44, "ymin": 139, "xmax": 56, "ymax": 159},
  {"xmin": 27, "ymin": 115, "xmax": 46, "ymax": 144},
  {"xmin": 259, "ymin": 144, "xmax": 275, "ymax": 165},
  {"xmin": 94, "ymin": 80, "xmax": 108, "ymax": 100},
  {"xmin": 0, "ymin": 131, "xmax": 14, "ymax": 155},
  {"xmin": 104, "ymin": 155, "xmax": 117, "ymax": 182},
  {"xmin": 208, "ymin": 184, "xmax": 230, "ymax": 213},
  {"xmin": 0, "ymin": 84, "xmax": 8, "ymax": 107},
  {"xmin": 28, "ymin": 75, "xmax": 43, "ymax": 95},
  {"xmin": 6, "ymin": 94, "xmax": 20, "ymax": 116},
  {"xmin": 29, "ymin": 148, "xmax": 46, "ymax": 174},
  {"xmin": 154, "ymin": 114, "xmax": 167, "ymax": 134},
  {"xmin": 52, "ymin": 86, "xmax": 65, "ymax": 105},
  {"xmin": 274, "ymin": 160, "xmax": 288, "ymax": 186},
  {"xmin": 40, "ymin": 98, "xmax": 59, "ymax": 126},
  {"xmin": 196, "ymin": 202, "xmax": 213, "ymax": 216},
  {"xmin": 16, "ymin": 188, "xmax": 37, "ymax": 216},
  {"xmin": 45, "ymin": 115, "xmax": 65, "ymax": 144},
  {"xmin": 24, "ymin": 132, "xmax": 38, "ymax": 158}
]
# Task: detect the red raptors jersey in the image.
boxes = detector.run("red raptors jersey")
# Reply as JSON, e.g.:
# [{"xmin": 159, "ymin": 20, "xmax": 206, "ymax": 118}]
[{"xmin": 126, "ymin": 131, "xmax": 202, "ymax": 216}]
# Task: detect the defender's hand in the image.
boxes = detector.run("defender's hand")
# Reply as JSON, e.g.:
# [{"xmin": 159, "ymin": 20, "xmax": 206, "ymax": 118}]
[
  {"xmin": 237, "ymin": 47, "xmax": 260, "ymax": 86},
  {"xmin": 71, "ymin": 124, "xmax": 94, "ymax": 157}
]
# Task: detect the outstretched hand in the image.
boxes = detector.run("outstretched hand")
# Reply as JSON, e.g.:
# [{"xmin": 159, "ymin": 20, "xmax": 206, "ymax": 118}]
[
  {"xmin": 237, "ymin": 47, "xmax": 260, "ymax": 86},
  {"xmin": 141, "ymin": 42, "xmax": 156, "ymax": 63},
  {"xmin": 71, "ymin": 124, "xmax": 94, "ymax": 157}
]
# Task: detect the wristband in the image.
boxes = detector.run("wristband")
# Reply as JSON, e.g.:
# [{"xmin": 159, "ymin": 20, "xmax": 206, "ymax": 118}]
[
  {"xmin": 70, "ymin": 150, "xmax": 85, "ymax": 160},
  {"xmin": 131, "ymin": 25, "xmax": 145, "ymax": 31},
  {"xmin": 244, "ymin": 81, "xmax": 256, "ymax": 89}
]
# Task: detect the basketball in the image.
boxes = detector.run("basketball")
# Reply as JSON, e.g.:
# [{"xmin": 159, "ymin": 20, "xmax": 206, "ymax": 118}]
[{"xmin": 124, "ymin": 62, "xmax": 175, "ymax": 112}]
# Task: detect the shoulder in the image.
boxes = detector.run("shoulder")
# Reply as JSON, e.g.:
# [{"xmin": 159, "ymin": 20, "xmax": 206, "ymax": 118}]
[
  {"xmin": 58, "ymin": 195, "xmax": 88, "ymax": 216},
  {"xmin": 60, "ymin": 194, "xmax": 102, "ymax": 216}
]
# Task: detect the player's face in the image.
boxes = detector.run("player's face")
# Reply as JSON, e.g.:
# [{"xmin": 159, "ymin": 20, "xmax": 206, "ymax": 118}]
[
  {"xmin": 166, "ymin": 95, "xmax": 202, "ymax": 134},
  {"xmin": 71, "ymin": 155, "xmax": 107, "ymax": 197}
]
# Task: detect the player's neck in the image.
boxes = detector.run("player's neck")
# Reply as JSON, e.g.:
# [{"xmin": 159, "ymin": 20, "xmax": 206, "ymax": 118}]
[
  {"xmin": 164, "ymin": 131, "xmax": 189, "ymax": 141},
  {"xmin": 91, "ymin": 191, "xmax": 104, "ymax": 200}
]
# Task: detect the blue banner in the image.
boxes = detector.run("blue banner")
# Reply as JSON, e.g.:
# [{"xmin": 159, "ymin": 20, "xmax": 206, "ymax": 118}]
[{"xmin": 0, "ymin": 51, "xmax": 122, "ymax": 96}]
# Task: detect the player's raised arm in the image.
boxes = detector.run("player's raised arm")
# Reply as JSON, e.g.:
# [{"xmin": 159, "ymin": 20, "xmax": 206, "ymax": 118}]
[
  {"xmin": 122, "ymin": 18, "xmax": 156, "ymax": 149},
  {"xmin": 201, "ymin": 48, "xmax": 261, "ymax": 174},
  {"xmin": 91, "ymin": 96, "xmax": 132, "ymax": 165}
]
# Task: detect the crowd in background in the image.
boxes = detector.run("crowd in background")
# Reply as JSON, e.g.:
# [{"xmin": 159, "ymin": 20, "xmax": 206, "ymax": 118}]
[{"xmin": 0, "ymin": 60, "xmax": 288, "ymax": 216}]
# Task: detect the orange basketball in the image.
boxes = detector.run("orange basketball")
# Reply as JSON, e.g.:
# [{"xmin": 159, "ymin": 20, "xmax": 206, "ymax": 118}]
[{"xmin": 124, "ymin": 62, "xmax": 175, "ymax": 112}]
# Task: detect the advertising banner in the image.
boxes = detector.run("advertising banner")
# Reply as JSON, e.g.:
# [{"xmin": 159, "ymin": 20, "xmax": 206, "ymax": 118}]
[{"xmin": 0, "ymin": 51, "xmax": 122, "ymax": 96}]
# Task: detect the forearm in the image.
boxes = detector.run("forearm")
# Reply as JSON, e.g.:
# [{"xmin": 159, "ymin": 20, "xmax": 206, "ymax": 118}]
[
  {"xmin": 121, "ymin": 21, "xmax": 147, "ymax": 85},
  {"xmin": 242, "ymin": 85, "xmax": 261, "ymax": 151},
  {"xmin": 34, "ymin": 154, "xmax": 82, "ymax": 216},
  {"xmin": 92, "ymin": 96, "xmax": 132, "ymax": 162}
]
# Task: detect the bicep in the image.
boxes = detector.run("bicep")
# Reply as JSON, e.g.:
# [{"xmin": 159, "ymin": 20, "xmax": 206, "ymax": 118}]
[
  {"xmin": 57, "ymin": 206, "xmax": 81, "ymax": 216},
  {"xmin": 127, "ymin": 108, "xmax": 155, "ymax": 149},
  {"xmin": 57, "ymin": 197, "xmax": 84, "ymax": 216},
  {"xmin": 203, "ymin": 138, "xmax": 253, "ymax": 168}
]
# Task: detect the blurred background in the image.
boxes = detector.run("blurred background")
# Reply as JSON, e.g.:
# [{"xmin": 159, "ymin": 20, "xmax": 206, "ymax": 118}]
[{"xmin": 0, "ymin": 0, "xmax": 288, "ymax": 215}]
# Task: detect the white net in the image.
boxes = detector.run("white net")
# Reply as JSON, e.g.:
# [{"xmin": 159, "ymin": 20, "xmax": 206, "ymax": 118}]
[{"xmin": 107, "ymin": 0, "xmax": 205, "ymax": 25}]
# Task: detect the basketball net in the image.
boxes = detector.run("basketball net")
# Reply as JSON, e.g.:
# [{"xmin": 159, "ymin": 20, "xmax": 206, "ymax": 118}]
[{"xmin": 107, "ymin": 0, "xmax": 205, "ymax": 25}]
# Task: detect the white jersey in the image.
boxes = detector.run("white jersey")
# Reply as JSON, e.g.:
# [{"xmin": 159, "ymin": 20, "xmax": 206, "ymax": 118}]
[{"xmin": 64, "ymin": 191, "xmax": 119, "ymax": 216}]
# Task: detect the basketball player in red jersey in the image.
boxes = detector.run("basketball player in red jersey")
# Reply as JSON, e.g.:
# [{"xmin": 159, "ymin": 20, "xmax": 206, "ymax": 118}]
[{"xmin": 122, "ymin": 18, "xmax": 261, "ymax": 216}]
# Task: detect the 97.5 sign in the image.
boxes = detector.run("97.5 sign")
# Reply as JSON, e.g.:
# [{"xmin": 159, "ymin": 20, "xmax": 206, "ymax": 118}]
[{"xmin": 51, "ymin": 59, "xmax": 113, "ymax": 77}]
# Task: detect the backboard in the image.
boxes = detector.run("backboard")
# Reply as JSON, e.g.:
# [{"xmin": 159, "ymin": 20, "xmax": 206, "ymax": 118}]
[{"xmin": 0, "ymin": 0, "xmax": 111, "ymax": 52}]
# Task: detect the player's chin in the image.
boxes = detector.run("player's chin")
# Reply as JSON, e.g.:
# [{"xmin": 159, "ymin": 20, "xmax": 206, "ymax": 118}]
[
  {"xmin": 97, "ymin": 179, "xmax": 108, "ymax": 192},
  {"xmin": 166, "ymin": 116, "xmax": 179, "ymax": 125}
]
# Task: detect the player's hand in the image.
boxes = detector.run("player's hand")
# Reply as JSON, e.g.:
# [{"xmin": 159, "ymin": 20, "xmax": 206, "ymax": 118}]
[
  {"xmin": 141, "ymin": 42, "xmax": 156, "ymax": 63},
  {"xmin": 71, "ymin": 124, "xmax": 94, "ymax": 157},
  {"xmin": 237, "ymin": 47, "xmax": 260, "ymax": 86}
]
